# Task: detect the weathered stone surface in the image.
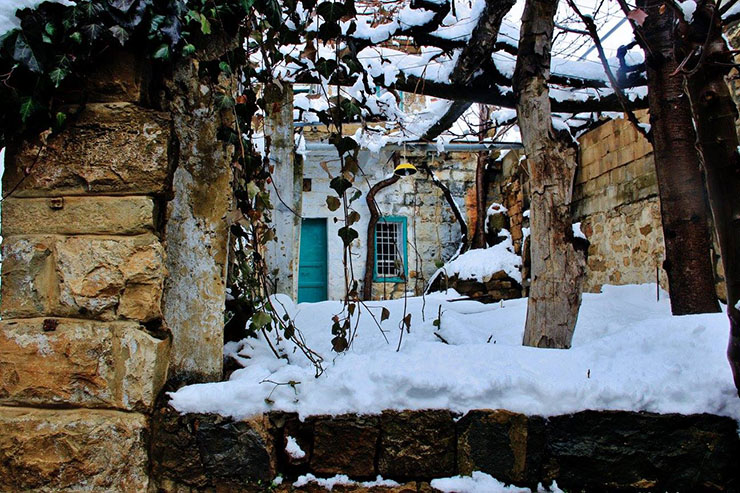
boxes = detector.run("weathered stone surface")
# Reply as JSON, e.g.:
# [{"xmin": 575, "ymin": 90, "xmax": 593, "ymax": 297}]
[
  {"xmin": 311, "ymin": 414, "xmax": 379, "ymax": 478},
  {"xmin": 457, "ymin": 410, "xmax": 546, "ymax": 486},
  {"xmin": 151, "ymin": 407, "xmax": 277, "ymax": 489},
  {"xmin": 0, "ymin": 406, "xmax": 149, "ymax": 492},
  {"xmin": 544, "ymin": 411, "xmax": 740, "ymax": 491},
  {"xmin": 378, "ymin": 410, "xmax": 456, "ymax": 480},
  {"xmin": 1, "ymin": 234, "xmax": 166, "ymax": 322},
  {"xmin": 1, "ymin": 196, "xmax": 156, "ymax": 236},
  {"xmin": 163, "ymin": 54, "xmax": 233, "ymax": 384},
  {"xmin": 0, "ymin": 236, "xmax": 56, "ymax": 317},
  {"xmin": 60, "ymin": 50, "xmax": 146, "ymax": 103},
  {"xmin": 0, "ymin": 318, "xmax": 168, "ymax": 410},
  {"xmin": 3, "ymin": 102, "xmax": 171, "ymax": 197}
]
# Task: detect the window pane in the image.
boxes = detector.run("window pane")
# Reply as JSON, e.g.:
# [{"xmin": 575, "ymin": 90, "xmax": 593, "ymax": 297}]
[{"xmin": 375, "ymin": 220, "xmax": 403, "ymax": 278}]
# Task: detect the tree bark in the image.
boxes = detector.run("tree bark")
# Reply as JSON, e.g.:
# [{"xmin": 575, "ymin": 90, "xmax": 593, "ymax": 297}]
[
  {"xmin": 513, "ymin": 0, "xmax": 586, "ymax": 349},
  {"xmin": 679, "ymin": 1, "xmax": 740, "ymax": 395},
  {"xmin": 640, "ymin": 0, "xmax": 720, "ymax": 315},
  {"xmin": 472, "ymin": 152, "xmax": 489, "ymax": 249},
  {"xmin": 363, "ymin": 174, "xmax": 401, "ymax": 300}
]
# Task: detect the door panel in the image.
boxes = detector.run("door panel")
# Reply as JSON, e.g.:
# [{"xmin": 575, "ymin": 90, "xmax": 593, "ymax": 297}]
[{"xmin": 298, "ymin": 218, "xmax": 328, "ymax": 303}]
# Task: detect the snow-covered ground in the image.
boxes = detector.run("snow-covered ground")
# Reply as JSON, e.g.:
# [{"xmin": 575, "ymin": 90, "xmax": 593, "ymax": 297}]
[{"xmin": 169, "ymin": 284, "xmax": 740, "ymax": 421}]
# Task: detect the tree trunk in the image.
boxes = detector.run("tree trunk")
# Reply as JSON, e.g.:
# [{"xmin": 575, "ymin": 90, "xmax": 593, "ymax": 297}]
[
  {"xmin": 472, "ymin": 152, "xmax": 489, "ymax": 249},
  {"xmin": 679, "ymin": 1, "xmax": 740, "ymax": 395},
  {"xmin": 472, "ymin": 104, "xmax": 490, "ymax": 250},
  {"xmin": 363, "ymin": 174, "xmax": 401, "ymax": 300},
  {"xmin": 640, "ymin": 0, "xmax": 720, "ymax": 315},
  {"xmin": 513, "ymin": 0, "xmax": 586, "ymax": 349}
]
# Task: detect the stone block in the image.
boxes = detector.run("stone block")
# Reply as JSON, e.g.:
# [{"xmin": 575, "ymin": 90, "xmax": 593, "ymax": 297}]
[
  {"xmin": 0, "ymin": 406, "xmax": 149, "ymax": 492},
  {"xmin": 311, "ymin": 413, "xmax": 380, "ymax": 478},
  {"xmin": 0, "ymin": 318, "xmax": 168, "ymax": 411},
  {"xmin": 378, "ymin": 410, "xmax": 456, "ymax": 480},
  {"xmin": 2, "ymin": 234, "xmax": 166, "ymax": 322},
  {"xmin": 150, "ymin": 407, "xmax": 277, "ymax": 489},
  {"xmin": 3, "ymin": 103, "xmax": 172, "ymax": 197},
  {"xmin": 544, "ymin": 411, "xmax": 740, "ymax": 491},
  {"xmin": 0, "ymin": 236, "xmax": 56, "ymax": 318},
  {"xmin": 1, "ymin": 196, "xmax": 156, "ymax": 236},
  {"xmin": 60, "ymin": 50, "xmax": 146, "ymax": 103},
  {"xmin": 457, "ymin": 410, "xmax": 546, "ymax": 486}
]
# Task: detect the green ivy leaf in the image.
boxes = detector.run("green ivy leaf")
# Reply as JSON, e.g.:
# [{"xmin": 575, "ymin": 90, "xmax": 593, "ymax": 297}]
[
  {"xmin": 13, "ymin": 35, "xmax": 41, "ymax": 73},
  {"xmin": 153, "ymin": 43, "xmax": 170, "ymax": 60},
  {"xmin": 182, "ymin": 43, "xmax": 196, "ymax": 56},
  {"xmin": 19, "ymin": 97, "xmax": 38, "ymax": 123},
  {"xmin": 315, "ymin": 58, "xmax": 337, "ymax": 78},
  {"xmin": 316, "ymin": 1, "xmax": 346, "ymax": 22},
  {"xmin": 55, "ymin": 111, "xmax": 67, "ymax": 129},
  {"xmin": 49, "ymin": 66, "xmax": 69, "ymax": 88},
  {"xmin": 109, "ymin": 25, "xmax": 130, "ymax": 46},
  {"xmin": 252, "ymin": 311, "xmax": 273, "ymax": 329},
  {"xmin": 199, "ymin": 13, "xmax": 212, "ymax": 34},
  {"xmin": 219, "ymin": 61, "xmax": 232, "ymax": 76}
]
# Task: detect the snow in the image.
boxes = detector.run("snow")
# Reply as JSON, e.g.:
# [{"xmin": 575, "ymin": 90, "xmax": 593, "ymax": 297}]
[
  {"xmin": 572, "ymin": 222, "xmax": 586, "ymax": 240},
  {"xmin": 293, "ymin": 474, "xmax": 399, "ymax": 490},
  {"xmin": 285, "ymin": 435, "xmax": 307, "ymax": 460},
  {"xmin": 0, "ymin": 0, "xmax": 75, "ymax": 38},
  {"xmin": 169, "ymin": 284, "xmax": 740, "ymax": 422},
  {"xmin": 431, "ymin": 472, "xmax": 563, "ymax": 493},
  {"xmin": 432, "ymin": 231, "xmax": 522, "ymax": 284},
  {"xmin": 678, "ymin": 0, "xmax": 697, "ymax": 23}
]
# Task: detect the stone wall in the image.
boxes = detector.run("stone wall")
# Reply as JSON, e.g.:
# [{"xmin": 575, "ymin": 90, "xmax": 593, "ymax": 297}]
[
  {"xmin": 572, "ymin": 117, "xmax": 670, "ymax": 292},
  {"xmin": 150, "ymin": 407, "xmax": 740, "ymax": 492},
  {"xmin": 0, "ymin": 91, "xmax": 170, "ymax": 489},
  {"xmin": 0, "ymin": 49, "xmax": 233, "ymax": 490}
]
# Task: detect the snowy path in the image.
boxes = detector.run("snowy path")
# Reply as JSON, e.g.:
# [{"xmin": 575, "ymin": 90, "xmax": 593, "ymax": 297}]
[{"xmin": 170, "ymin": 284, "xmax": 740, "ymax": 421}]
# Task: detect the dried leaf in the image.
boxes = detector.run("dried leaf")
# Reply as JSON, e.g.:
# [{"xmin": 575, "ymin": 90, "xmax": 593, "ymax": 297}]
[
  {"xmin": 381, "ymin": 307, "xmax": 390, "ymax": 322},
  {"xmin": 332, "ymin": 335, "xmax": 349, "ymax": 352},
  {"xmin": 627, "ymin": 8, "xmax": 648, "ymax": 26}
]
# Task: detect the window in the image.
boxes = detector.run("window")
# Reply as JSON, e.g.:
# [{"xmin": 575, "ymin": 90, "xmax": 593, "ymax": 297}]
[{"xmin": 374, "ymin": 216, "xmax": 407, "ymax": 282}]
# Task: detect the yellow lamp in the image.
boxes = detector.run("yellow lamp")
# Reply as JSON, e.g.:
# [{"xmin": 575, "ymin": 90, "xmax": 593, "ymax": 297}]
[{"xmin": 394, "ymin": 162, "xmax": 417, "ymax": 177}]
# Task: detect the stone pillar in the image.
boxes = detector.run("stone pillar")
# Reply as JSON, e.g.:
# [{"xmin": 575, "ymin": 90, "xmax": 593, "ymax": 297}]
[
  {"xmin": 263, "ymin": 83, "xmax": 302, "ymax": 299},
  {"xmin": 0, "ymin": 54, "xmax": 170, "ymax": 491},
  {"xmin": 161, "ymin": 52, "xmax": 234, "ymax": 384}
]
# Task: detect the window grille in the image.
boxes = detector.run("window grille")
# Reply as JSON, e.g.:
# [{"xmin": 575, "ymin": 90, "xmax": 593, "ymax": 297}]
[{"xmin": 375, "ymin": 218, "xmax": 406, "ymax": 280}]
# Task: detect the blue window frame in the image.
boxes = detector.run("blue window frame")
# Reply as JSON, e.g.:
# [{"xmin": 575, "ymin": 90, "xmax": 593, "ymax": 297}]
[{"xmin": 373, "ymin": 216, "xmax": 408, "ymax": 283}]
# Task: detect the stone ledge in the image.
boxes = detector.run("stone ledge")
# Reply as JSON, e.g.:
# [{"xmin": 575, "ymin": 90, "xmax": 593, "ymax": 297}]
[
  {"xmin": 0, "ymin": 318, "xmax": 168, "ymax": 411},
  {"xmin": 1, "ymin": 196, "xmax": 157, "ymax": 236},
  {"xmin": 0, "ymin": 406, "xmax": 149, "ymax": 492},
  {"xmin": 1, "ymin": 233, "xmax": 166, "ymax": 322},
  {"xmin": 3, "ymin": 102, "xmax": 172, "ymax": 197}
]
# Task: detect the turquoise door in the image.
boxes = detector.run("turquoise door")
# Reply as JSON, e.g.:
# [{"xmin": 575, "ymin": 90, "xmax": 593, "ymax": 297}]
[{"xmin": 298, "ymin": 218, "xmax": 328, "ymax": 303}]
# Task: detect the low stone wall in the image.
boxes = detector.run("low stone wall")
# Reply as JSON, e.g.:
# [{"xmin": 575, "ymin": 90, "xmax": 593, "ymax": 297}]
[{"xmin": 150, "ymin": 407, "xmax": 740, "ymax": 492}]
